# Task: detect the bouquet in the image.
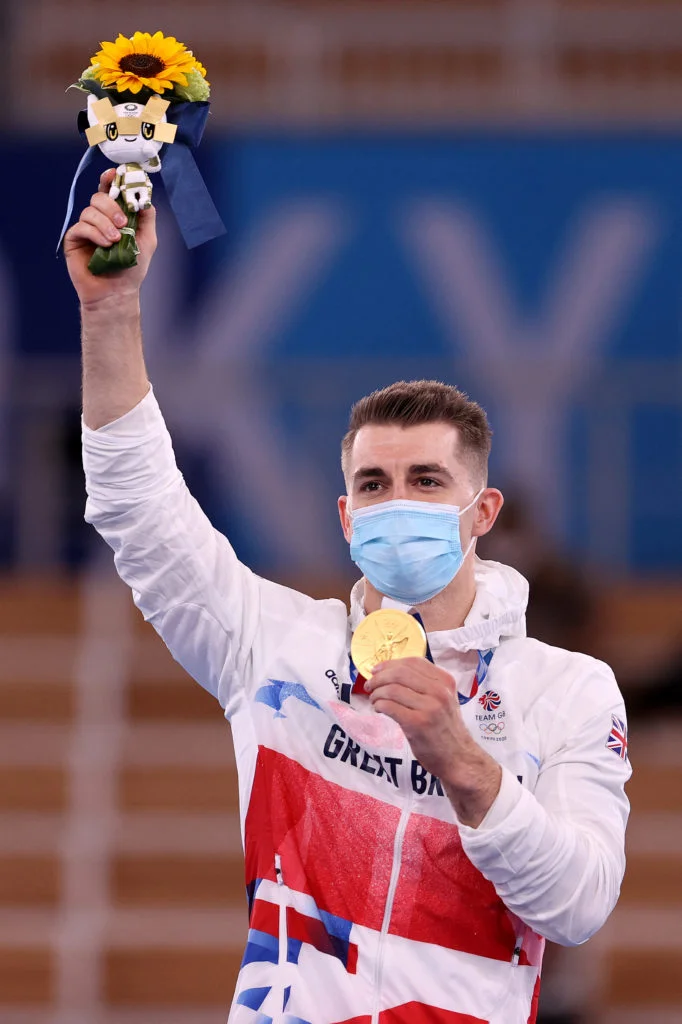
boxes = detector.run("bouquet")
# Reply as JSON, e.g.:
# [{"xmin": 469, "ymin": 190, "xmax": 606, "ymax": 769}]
[{"xmin": 60, "ymin": 31, "xmax": 224, "ymax": 274}]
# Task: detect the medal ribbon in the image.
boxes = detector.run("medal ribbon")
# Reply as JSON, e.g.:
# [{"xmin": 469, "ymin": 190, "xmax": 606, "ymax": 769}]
[
  {"xmin": 458, "ymin": 648, "xmax": 494, "ymax": 706},
  {"xmin": 348, "ymin": 611, "xmax": 494, "ymax": 705}
]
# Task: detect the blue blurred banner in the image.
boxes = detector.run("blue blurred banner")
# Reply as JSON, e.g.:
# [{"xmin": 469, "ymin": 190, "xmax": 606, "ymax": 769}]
[{"xmin": 2, "ymin": 134, "xmax": 682, "ymax": 572}]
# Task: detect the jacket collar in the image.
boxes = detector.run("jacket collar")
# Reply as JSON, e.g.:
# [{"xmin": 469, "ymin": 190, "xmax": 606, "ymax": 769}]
[{"xmin": 349, "ymin": 557, "xmax": 528, "ymax": 653}]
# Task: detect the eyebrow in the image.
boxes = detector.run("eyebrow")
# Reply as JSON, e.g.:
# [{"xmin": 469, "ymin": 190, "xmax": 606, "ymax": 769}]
[
  {"xmin": 352, "ymin": 463, "xmax": 454, "ymax": 483},
  {"xmin": 409, "ymin": 463, "xmax": 454, "ymax": 480},
  {"xmin": 353, "ymin": 466, "xmax": 390, "ymax": 483}
]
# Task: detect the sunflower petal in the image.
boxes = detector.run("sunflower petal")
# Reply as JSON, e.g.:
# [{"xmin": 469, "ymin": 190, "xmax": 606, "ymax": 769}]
[
  {"xmin": 99, "ymin": 39, "xmax": 131, "ymax": 58},
  {"xmin": 131, "ymin": 31, "xmax": 152, "ymax": 51}
]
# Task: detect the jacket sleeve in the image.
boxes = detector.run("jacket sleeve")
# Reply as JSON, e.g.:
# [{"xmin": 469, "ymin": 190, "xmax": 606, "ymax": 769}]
[
  {"xmin": 457, "ymin": 664, "xmax": 631, "ymax": 946},
  {"xmin": 82, "ymin": 386, "xmax": 316, "ymax": 717}
]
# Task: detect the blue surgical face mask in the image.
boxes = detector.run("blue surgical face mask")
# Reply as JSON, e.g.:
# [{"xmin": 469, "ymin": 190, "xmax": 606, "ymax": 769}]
[{"xmin": 349, "ymin": 491, "xmax": 483, "ymax": 606}]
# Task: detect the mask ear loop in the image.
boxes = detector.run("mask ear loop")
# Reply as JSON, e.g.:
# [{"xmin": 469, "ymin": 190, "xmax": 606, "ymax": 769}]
[
  {"xmin": 461, "ymin": 534, "xmax": 477, "ymax": 562},
  {"xmin": 457, "ymin": 485, "xmax": 486, "ymax": 516},
  {"xmin": 459, "ymin": 485, "xmax": 486, "ymax": 562}
]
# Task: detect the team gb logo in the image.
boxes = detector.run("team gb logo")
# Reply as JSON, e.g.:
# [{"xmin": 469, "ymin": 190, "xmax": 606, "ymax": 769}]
[{"xmin": 478, "ymin": 690, "xmax": 501, "ymax": 712}]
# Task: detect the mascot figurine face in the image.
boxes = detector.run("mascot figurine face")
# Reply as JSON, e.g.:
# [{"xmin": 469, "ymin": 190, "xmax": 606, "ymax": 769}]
[{"xmin": 85, "ymin": 92, "xmax": 175, "ymax": 172}]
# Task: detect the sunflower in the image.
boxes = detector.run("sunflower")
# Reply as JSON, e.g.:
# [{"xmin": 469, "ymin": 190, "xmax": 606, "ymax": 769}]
[{"xmin": 91, "ymin": 31, "xmax": 197, "ymax": 95}]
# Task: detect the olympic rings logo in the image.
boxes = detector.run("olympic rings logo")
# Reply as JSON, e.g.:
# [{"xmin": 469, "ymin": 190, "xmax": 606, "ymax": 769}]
[{"xmin": 479, "ymin": 721, "xmax": 505, "ymax": 734}]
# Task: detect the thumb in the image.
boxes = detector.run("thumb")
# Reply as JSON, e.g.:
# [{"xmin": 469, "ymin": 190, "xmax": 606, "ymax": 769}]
[{"xmin": 136, "ymin": 204, "xmax": 157, "ymax": 244}]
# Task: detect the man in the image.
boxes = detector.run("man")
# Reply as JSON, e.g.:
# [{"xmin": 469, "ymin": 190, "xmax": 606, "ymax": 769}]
[{"xmin": 65, "ymin": 174, "xmax": 630, "ymax": 1024}]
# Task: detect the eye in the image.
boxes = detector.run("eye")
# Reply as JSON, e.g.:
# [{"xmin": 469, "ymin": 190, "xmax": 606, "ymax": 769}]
[
  {"xmin": 141, "ymin": 122, "xmax": 155, "ymax": 140},
  {"xmin": 417, "ymin": 477, "xmax": 439, "ymax": 487},
  {"xmin": 105, "ymin": 123, "xmax": 118, "ymax": 141},
  {"xmin": 359, "ymin": 481, "xmax": 382, "ymax": 493}
]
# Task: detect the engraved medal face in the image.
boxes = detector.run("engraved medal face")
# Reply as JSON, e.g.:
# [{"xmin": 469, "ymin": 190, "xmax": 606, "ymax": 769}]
[{"xmin": 351, "ymin": 609, "xmax": 427, "ymax": 680}]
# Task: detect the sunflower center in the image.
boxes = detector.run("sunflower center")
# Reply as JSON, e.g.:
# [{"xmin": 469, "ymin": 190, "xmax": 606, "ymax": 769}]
[{"xmin": 119, "ymin": 53, "xmax": 165, "ymax": 77}]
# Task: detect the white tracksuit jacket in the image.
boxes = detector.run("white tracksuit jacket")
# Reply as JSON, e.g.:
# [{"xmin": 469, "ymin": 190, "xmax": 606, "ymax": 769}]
[{"xmin": 82, "ymin": 387, "xmax": 631, "ymax": 1024}]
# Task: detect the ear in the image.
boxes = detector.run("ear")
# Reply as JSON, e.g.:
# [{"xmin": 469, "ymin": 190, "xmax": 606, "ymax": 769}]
[
  {"xmin": 86, "ymin": 92, "xmax": 98, "ymax": 125},
  {"xmin": 471, "ymin": 488, "xmax": 504, "ymax": 540},
  {"xmin": 338, "ymin": 495, "xmax": 353, "ymax": 544},
  {"xmin": 140, "ymin": 94, "xmax": 170, "ymax": 122}
]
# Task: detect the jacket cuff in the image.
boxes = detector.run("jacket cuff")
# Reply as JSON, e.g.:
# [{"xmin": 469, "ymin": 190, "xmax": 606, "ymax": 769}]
[
  {"xmin": 81, "ymin": 384, "xmax": 161, "ymax": 445},
  {"xmin": 457, "ymin": 767, "xmax": 546, "ymax": 882},
  {"xmin": 82, "ymin": 384, "xmax": 180, "ymax": 505},
  {"xmin": 468, "ymin": 763, "xmax": 523, "ymax": 832}
]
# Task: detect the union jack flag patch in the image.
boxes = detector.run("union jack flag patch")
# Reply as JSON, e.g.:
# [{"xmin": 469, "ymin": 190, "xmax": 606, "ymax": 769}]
[{"xmin": 606, "ymin": 714, "xmax": 628, "ymax": 761}]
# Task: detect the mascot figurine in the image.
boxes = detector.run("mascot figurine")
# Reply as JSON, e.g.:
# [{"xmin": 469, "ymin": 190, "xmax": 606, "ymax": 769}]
[{"xmin": 60, "ymin": 31, "xmax": 225, "ymax": 274}]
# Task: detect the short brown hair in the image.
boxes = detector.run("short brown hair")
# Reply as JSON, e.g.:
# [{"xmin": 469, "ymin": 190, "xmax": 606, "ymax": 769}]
[{"xmin": 341, "ymin": 380, "xmax": 492, "ymax": 483}]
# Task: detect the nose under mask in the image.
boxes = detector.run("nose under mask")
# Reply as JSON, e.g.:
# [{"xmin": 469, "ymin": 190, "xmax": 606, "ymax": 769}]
[{"xmin": 349, "ymin": 492, "xmax": 482, "ymax": 606}]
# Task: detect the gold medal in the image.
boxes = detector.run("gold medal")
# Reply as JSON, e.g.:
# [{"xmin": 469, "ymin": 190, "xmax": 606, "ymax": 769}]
[{"xmin": 351, "ymin": 609, "xmax": 427, "ymax": 680}]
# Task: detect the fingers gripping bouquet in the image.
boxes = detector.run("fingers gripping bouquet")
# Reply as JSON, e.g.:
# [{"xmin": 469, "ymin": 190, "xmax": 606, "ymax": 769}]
[{"xmin": 60, "ymin": 31, "xmax": 225, "ymax": 274}]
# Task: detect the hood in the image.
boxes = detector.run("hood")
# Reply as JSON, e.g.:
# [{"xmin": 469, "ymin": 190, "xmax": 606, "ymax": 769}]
[{"xmin": 349, "ymin": 557, "xmax": 528, "ymax": 653}]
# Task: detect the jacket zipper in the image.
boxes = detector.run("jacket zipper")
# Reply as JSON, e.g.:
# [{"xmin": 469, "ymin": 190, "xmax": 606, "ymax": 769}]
[
  {"xmin": 274, "ymin": 854, "xmax": 288, "ymax": 1022},
  {"xmin": 371, "ymin": 774, "xmax": 413, "ymax": 1024}
]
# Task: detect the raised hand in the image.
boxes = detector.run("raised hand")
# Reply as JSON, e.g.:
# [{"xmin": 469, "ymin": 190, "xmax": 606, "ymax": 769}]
[{"xmin": 64, "ymin": 168, "xmax": 157, "ymax": 307}]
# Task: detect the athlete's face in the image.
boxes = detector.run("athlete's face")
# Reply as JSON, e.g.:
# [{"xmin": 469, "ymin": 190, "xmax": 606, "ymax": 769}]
[{"xmin": 337, "ymin": 422, "xmax": 501, "ymax": 545}]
